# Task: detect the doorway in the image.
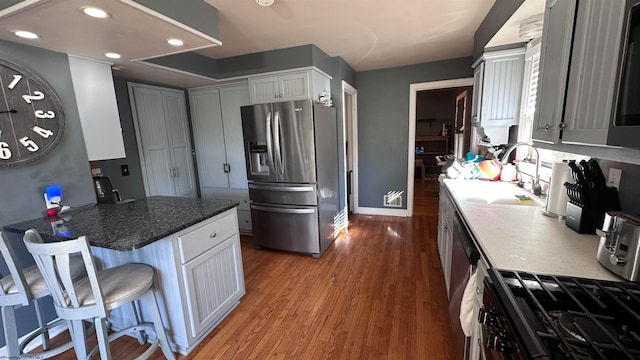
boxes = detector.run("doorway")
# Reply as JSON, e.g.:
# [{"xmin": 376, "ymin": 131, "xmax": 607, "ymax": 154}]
[
  {"xmin": 340, "ymin": 81, "xmax": 358, "ymax": 231},
  {"xmin": 407, "ymin": 78, "xmax": 474, "ymax": 216}
]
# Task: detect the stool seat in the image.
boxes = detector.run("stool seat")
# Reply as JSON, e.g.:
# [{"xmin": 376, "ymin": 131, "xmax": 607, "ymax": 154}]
[
  {"xmin": 1, "ymin": 258, "xmax": 85, "ymax": 299},
  {"xmin": 71, "ymin": 264, "xmax": 153, "ymax": 311}
]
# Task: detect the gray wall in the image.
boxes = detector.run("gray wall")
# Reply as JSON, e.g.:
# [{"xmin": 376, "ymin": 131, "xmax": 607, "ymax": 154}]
[
  {"xmin": 0, "ymin": 40, "xmax": 96, "ymax": 345},
  {"xmin": 331, "ymin": 57, "xmax": 357, "ymax": 212},
  {"xmin": 473, "ymin": 0, "xmax": 524, "ymax": 61},
  {"xmin": 355, "ymin": 57, "xmax": 474, "ymax": 209}
]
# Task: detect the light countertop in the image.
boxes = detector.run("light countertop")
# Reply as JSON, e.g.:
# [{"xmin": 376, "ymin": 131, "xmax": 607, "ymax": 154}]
[{"xmin": 443, "ymin": 179, "xmax": 620, "ymax": 281}]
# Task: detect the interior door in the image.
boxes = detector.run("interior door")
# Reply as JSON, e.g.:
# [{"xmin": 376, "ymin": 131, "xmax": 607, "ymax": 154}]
[
  {"xmin": 164, "ymin": 91, "xmax": 196, "ymax": 198},
  {"xmin": 454, "ymin": 90, "xmax": 469, "ymax": 158},
  {"xmin": 274, "ymin": 101, "xmax": 317, "ymax": 183},
  {"xmin": 131, "ymin": 86, "xmax": 174, "ymax": 196}
]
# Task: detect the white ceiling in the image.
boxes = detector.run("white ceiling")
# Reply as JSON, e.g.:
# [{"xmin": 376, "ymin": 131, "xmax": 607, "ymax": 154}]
[{"xmin": 0, "ymin": 0, "xmax": 544, "ymax": 88}]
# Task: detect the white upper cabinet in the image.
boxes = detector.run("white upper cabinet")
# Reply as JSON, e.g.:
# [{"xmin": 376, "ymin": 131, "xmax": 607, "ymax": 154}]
[
  {"xmin": 248, "ymin": 68, "xmax": 331, "ymax": 104},
  {"xmin": 562, "ymin": 0, "xmax": 625, "ymax": 145},
  {"xmin": 68, "ymin": 55, "xmax": 125, "ymax": 161},
  {"xmin": 472, "ymin": 48, "xmax": 526, "ymax": 144},
  {"xmin": 533, "ymin": 0, "xmax": 626, "ymax": 146},
  {"xmin": 532, "ymin": 0, "xmax": 577, "ymax": 144}
]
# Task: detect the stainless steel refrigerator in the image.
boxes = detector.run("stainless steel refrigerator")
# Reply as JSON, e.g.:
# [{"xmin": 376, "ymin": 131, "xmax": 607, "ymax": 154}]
[{"xmin": 241, "ymin": 100, "xmax": 339, "ymax": 258}]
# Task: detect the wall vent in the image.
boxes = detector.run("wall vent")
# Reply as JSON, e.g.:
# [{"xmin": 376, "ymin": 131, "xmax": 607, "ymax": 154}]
[{"xmin": 383, "ymin": 191, "xmax": 403, "ymax": 207}]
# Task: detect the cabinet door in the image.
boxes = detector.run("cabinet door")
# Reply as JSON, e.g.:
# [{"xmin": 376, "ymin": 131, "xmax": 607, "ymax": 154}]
[
  {"xmin": 131, "ymin": 86, "xmax": 175, "ymax": 196},
  {"xmin": 164, "ymin": 91, "xmax": 196, "ymax": 198},
  {"xmin": 190, "ymin": 88, "xmax": 229, "ymax": 189},
  {"xmin": 562, "ymin": 0, "xmax": 625, "ymax": 145},
  {"xmin": 182, "ymin": 234, "xmax": 245, "ymax": 338},
  {"xmin": 278, "ymin": 72, "xmax": 310, "ymax": 101},
  {"xmin": 220, "ymin": 85, "xmax": 251, "ymax": 189},
  {"xmin": 481, "ymin": 51, "xmax": 525, "ymax": 128},
  {"xmin": 68, "ymin": 56, "xmax": 125, "ymax": 161},
  {"xmin": 532, "ymin": 0, "xmax": 578, "ymax": 144},
  {"xmin": 471, "ymin": 62, "xmax": 484, "ymax": 127},
  {"xmin": 249, "ymin": 76, "xmax": 279, "ymax": 104}
]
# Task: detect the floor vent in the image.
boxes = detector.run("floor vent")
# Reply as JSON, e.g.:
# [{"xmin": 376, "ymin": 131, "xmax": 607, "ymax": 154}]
[{"xmin": 383, "ymin": 191, "xmax": 403, "ymax": 207}]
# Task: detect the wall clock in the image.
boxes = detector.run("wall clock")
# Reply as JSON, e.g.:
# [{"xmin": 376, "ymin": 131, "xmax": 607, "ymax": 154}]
[{"xmin": 0, "ymin": 57, "xmax": 65, "ymax": 167}]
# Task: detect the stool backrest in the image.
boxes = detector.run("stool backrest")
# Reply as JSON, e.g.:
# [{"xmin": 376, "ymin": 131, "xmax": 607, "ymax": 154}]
[
  {"xmin": 23, "ymin": 229, "xmax": 107, "ymax": 318},
  {"xmin": 0, "ymin": 231, "xmax": 31, "ymax": 306}
]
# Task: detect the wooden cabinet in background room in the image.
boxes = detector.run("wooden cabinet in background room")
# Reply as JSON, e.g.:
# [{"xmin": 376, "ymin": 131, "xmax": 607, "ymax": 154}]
[
  {"xmin": 129, "ymin": 83, "xmax": 196, "ymax": 198},
  {"xmin": 247, "ymin": 68, "xmax": 331, "ymax": 105},
  {"xmin": 189, "ymin": 83, "xmax": 253, "ymax": 233}
]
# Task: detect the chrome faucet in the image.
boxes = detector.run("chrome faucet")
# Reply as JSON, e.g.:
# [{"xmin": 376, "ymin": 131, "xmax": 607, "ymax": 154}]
[{"xmin": 500, "ymin": 141, "xmax": 543, "ymax": 196}]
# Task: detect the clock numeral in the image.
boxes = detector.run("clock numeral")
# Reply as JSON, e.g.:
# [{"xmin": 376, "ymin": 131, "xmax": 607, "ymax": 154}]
[
  {"xmin": 33, "ymin": 126, "xmax": 54, "ymax": 139},
  {"xmin": 19, "ymin": 137, "xmax": 39, "ymax": 152},
  {"xmin": 22, "ymin": 91, "xmax": 44, "ymax": 104},
  {"xmin": 34, "ymin": 110, "xmax": 55, "ymax": 119},
  {"xmin": 7, "ymin": 75, "xmax": 22, "ymax": 90},
  {"xmin": 0, "ymin": 142, "xmax": 11, "ymax": 159}
]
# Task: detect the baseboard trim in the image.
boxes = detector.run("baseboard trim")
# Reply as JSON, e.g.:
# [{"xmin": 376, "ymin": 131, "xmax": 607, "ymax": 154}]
[{"xmin": 356, "ymin": 207, "xmax": 409, "ymax": 217}]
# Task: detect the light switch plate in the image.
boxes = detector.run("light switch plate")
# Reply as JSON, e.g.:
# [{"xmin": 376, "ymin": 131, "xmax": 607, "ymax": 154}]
[{"xmin": 607, "ymin": 168, "xmax": 622, "ymax": 189}]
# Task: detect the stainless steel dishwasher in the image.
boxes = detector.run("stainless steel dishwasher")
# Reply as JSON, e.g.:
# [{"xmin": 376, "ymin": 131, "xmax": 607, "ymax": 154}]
[{"xmin": 449, "ymin": 211, "xmax": 480, "ymax": 360}]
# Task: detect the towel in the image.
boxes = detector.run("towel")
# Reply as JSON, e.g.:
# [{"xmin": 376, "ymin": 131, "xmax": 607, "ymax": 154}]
[{"xmin": 459, "ymin": 270, "xmax": 478, "ymax": 337}]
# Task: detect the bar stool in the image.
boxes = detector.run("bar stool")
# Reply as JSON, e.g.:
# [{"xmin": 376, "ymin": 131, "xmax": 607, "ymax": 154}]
[
  {"xmin": 23, "ymin": 229, "xmax": 175, "ymax": 360},
  {"xmin": 0, "ymin": 231, "xmax": 78, "ymax": 358}
]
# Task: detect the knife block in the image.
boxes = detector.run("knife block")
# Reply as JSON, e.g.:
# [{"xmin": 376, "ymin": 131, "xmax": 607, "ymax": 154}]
[{"xmin": 565, "ymin": 186, "xmax": 621, "ymax": 234}]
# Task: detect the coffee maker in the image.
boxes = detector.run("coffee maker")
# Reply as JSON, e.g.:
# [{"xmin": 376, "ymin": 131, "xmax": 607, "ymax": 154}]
[{"xmin": 93, "ymin": 176, "xmax": 121, "ymax": 204}]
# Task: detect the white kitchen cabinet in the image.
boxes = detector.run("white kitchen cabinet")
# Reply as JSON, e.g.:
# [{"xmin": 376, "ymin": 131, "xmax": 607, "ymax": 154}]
[
  {"xmin": 89, "ymin": 208, "xmax": 245, "ymax": 355},
  {"xmin": 533, "ymin": 0, "xmax": 626, "ymax": 146},
  {"xmin": 68, "ymin": 55, "xmax": 125, "ymax": 161},
  {"xmin": 248, "ymin": 68, "xmax": 331, "ymax": 104},
  {"xmin": 438, "ymin": 185, "xmax": 454, "ymax": 297},
  {"xmin": 472, "ymin": 48, "xmax": 526, "ymax": 144},
  {"xmin": 562, "ymin": 0, "xmax": 625, "ymax": 145},
  {"xmin": 189, "ymin": 83, "xmax": 253, "ymax": 233},
  {"xmin": 129, "ymin": 83, "xmax": 196, "ymax": 198},
  {"xmin": 532, "ymin": 0, "xmax": 577, "ymax": 144}
]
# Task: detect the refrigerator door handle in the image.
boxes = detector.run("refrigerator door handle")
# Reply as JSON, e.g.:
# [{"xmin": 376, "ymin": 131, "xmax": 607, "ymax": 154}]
[
  {"xmin": 273, "ymin": 111, "xmax": 284, "ymax": 174},
  {"xmin": 249, "ymin": 183, "xmax": 314, "ymax": 192},
  {"xmin": 251, "ymin": 204, "xmax": 316, "ymax": 214},
  {"xmin": 266, "ymin": 111, "xmax": 275, "ymax": 170}
]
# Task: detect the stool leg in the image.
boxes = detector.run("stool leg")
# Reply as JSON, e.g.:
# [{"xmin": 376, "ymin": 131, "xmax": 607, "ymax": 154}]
[
  {"xmin": 143, "ymin": 290, "xmax": 175, "ymax": 360},
  {"xmin": 2, "ymin": 306, "xmax": 20, "ymax": 357},
  {"xmin": 69, "ymin": 320, "xmax": 88, "ymax": 359},
  {"xmin": 34, "ymin": 298, "xmax": 50, "ymax": 350},
  {"xmin": 132, "ymin": 300, "xmax": 147, "ymax": 345},
  {"xmin": 95, "ymin": 318, "xmax": 112, "ymax": 360}
]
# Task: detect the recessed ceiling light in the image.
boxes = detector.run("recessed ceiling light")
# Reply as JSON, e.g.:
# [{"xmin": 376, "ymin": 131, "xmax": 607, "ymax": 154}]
[
  {"xmin": 14, "ymin": 30, "xmax": 39, "ymax": 39},
  {"xmin": 81, "ymin": 7, "xmax": 110, "ymax": 18},
  {"xmin": 166, "ymin": 38, "xmax": 184, "ymax": 46},
  {"xmin": 256, "ymin": 0, "xmax": 274, "ymax": 6},
  {"xmin": 105, "ymin": 52, "xmax": 121, "ymax": 59}
]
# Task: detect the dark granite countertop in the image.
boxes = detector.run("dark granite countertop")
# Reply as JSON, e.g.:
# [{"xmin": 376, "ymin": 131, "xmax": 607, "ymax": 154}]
[{"xmin": 3, "ymin": 196, "xmax": 238, "ymax": 251}]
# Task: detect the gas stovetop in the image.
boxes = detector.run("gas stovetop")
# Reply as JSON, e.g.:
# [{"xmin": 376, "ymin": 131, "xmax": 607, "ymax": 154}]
[{"xmin": 490, "ymin": 269, "xmax": 640, "ymax": 359}]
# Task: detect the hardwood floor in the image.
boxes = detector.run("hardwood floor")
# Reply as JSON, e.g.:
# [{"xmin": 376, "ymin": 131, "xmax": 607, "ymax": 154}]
[{"xmin": 42, "ymin": 180, "xmax": 452, "ymax": 359}]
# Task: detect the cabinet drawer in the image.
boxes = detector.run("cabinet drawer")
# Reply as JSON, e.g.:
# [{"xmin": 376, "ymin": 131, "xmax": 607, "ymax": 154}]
[
  {"xmin": 178, "ymin": 212, "xmax": 238, "ymax": 263},
  {"xmin": 237, "ymin": 210, "xmax": 252, "ymax": 232}
]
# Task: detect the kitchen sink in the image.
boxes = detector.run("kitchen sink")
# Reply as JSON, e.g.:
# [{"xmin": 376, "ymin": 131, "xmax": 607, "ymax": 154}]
[{"xmin": 451, "ymin": 180, "xmax": 545, "ymax": 207}]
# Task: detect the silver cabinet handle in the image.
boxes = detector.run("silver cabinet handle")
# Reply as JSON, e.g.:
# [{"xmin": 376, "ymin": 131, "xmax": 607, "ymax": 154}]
[
  {"xmin": 279, "ymin": 94, "xmax": 283, "ymax": 98},
  {"xmin": 210, "ymin": 233, "xmax": 217, "ymax": 238},
  {"xmin": 175, "ymin": 167, "xmax": 179, "ymax": 177},
  {"xmin": 559, "ymin": 123, "xmax": 567, "ymax": 130},
  {"xmin": 251, "ymin": 204, "xmax": 315, "ymax": 214},
  {"xmin": 544, "ymin": 124, "xmax": 550, "ymax": 132},
  {"xmin": 274, "ymin": 94, "xmax": 279, "ymax": 99}
]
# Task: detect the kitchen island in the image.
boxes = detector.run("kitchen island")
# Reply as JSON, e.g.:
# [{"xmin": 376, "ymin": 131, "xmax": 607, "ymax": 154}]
[{"xmin": 4, "ymin": 196, "xmax": 245, "ymax": 355}]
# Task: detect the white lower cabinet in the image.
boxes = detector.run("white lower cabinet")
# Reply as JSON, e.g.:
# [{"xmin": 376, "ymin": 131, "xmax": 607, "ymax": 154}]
[
  {"xmin": 438, "ymin": 186, "xmax": 454, "ymax": 297},
  {"xmin": 90, "ymin": 208, "xmax": 245, "ymax": 355}
]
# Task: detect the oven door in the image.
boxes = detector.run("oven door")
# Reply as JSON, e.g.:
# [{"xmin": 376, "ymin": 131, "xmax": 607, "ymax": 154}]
[{"xmin": 479, "ymin": 278, "xmax": 528, "ymax": 360}]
